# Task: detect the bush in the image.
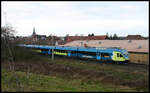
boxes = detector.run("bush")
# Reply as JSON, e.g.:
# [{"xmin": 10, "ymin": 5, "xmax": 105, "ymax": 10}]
[{"xmin": 1, "ymin": 43, "xmax": 42, "ymax": 62}]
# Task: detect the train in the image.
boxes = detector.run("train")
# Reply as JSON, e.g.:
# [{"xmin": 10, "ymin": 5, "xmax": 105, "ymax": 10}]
[{"xmin": 18, "ymin": 44, "xmax": 129, "ymax": 64}]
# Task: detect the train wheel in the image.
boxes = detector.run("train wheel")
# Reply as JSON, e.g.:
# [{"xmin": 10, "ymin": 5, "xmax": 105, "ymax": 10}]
[
  {"xmin": 124, "ymin": 62, "xmax": 127, "ymax": 64},
  {"xmin": 112, "ymin": 61, "xmax": 115, "ymax": 64},
  {"xmin": 116, "ymin": 61, "xmax": 119, "ymax": 64}
]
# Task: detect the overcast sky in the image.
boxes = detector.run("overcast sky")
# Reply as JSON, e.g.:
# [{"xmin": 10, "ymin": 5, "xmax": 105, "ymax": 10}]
[{"xmin": 1, "ymin": 1, "xmax": 149, "ymax": 37}]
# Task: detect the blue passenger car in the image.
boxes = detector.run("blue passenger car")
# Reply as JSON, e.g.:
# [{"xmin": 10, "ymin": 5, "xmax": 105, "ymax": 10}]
[{"xmin": 18, "ymin": 44, "xmax": 129, "ymax": 64}]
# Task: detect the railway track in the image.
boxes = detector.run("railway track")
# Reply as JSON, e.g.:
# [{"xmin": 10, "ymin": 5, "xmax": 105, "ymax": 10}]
[
  {"xmin": 127, "ymin": 62, "xmax": 149, "ymax": 69},
  {"xmin": 39, "ymin": 53, "xmax": 149, "ymax": 70}
]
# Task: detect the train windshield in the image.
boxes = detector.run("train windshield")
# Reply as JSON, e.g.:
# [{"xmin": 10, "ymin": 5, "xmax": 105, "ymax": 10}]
[{"xmin": 122, "ymin": 51, "xmax": 128, "ymax": 57}]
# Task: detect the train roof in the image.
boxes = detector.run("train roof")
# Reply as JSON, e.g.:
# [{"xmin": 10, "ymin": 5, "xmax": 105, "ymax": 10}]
[{"xmin": 17, "ymin": 44, "xmax": 127, "ymax": 53}]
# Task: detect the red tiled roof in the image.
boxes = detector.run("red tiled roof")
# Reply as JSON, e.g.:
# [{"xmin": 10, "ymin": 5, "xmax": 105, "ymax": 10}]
[
  {"xmin": 125, "ymin": 35, "xmax": 145, "ymax": 40},
  {"xmin": 66, "ymin": 35, "xmax": 107, "ymax": 42}
]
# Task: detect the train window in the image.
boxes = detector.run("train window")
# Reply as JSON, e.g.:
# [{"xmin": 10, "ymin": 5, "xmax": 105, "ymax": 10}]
[
  {"xmin": 60, "ymin": 50, "xmax": 67, "ymax": 53},
  {"xmin": 120, "ymin": 54, "xmax": 123, "ymax": 57},
  {"xmin": 117, "ymin": 53, "xmax": 123, "ymax": 57},
  {"xmin": 101, "ymin": 53, "xmax": 109, "ymax": 57},
  {"xmin": 77, "ymin": 51, "xmax": 96, "ymax": 56},
  {"xmin": 117, "ymin": 53, "xmax": 120, "ymax": 57},
  {"xmin": 71, "ymin": 51, "xmax": 76, "ymax": 53},
  {"xmin": 54, "ymin": 49, "xmax": 67, "ymax": 53}
]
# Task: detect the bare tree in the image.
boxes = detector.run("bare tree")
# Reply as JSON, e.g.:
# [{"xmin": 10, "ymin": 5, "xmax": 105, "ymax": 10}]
[
  {"xmin": 1, "ymin": 25, "xmax": 16, "ymax": 38},
  {"xmin": 1, "ymin": 25, "xmax": 23, "ymax": 91}
]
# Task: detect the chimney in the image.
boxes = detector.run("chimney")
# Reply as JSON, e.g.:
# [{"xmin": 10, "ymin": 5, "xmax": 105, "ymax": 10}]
[{"xmin": 137, "ymin": 45, "xmax": 142, "ymax": 49}]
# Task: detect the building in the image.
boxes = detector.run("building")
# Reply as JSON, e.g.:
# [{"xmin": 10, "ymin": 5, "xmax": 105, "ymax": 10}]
[
  {"xmin": 31, "ymin": 27, "xmax": 47, "ymax": 42},
  {"xmin": 125, "ymin": 35, "xmax": 145, "ymax": 40},
  {"xmin": 61, "ymin": 40, "xmax": 149, "ymax": 64},
  {"xmin": 32, "ymin": 27, "xmax": 36, "ymax": 36},
  {"xmin": 66, "ymin": 35, "xmax": 107, "ymax": 43}
]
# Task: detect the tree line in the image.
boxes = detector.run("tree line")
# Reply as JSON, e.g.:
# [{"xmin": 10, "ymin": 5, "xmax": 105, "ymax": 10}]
[{"xmin": 106, "ymin": 32, "xmax": 122, "ymax": 40}]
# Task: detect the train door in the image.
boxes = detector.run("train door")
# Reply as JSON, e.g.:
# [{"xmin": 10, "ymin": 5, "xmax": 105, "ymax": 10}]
[
  {"xmin": 68, "ymin": 51, "xmax": 71, "ymax": 56},
  {"xmin": 96, "ymin": 52, "xmax": 101, "ymax": 60},
  {"xmin": 101, "ymin": 53, "xmax": 111, "ymax": 61},
  {"xmin": 71, "ymin": 51, "xmax": 77, "ymax": 57}
]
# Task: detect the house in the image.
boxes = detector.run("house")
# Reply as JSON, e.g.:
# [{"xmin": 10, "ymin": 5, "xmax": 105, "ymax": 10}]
[
  {"xmin": 125, "ymin": 35, "xmax": 145, "ymax": 40},
  {"xmin": 66, "ymin": 35, "xmax": 107, "ymax": 43},
  {"xmin": 31, "ymin": 27, "xmax": 47, "ymax": 42}
]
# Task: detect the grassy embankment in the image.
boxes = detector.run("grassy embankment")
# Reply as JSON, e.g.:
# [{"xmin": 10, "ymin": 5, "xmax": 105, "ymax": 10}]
[
  {"xmin": 2, "ymin": 69, "xmax": 129, "ymax": 92},
  {"xmin": 1, "ymin": 46, "xmax": 149, "ymax": 92}
]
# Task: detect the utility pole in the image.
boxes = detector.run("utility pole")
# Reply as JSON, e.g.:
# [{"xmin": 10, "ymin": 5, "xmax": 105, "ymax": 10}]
[
  {"xmin": 51, "ymin": 35, "xmax": 54, "ymax": 60},
  {"xmin": 3, "ymin": 5, "xmax": 22, "ymax": 91},
  {"xmin": 4, "ymin": 10, "xmax": 8, "ymax": 26},
  {"xmin": 3, "ymin": 4, "xmax": 8, "ymax": 26}
]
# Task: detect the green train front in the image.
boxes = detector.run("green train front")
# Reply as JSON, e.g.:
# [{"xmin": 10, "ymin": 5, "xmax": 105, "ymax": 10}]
[
  {"xmin": 95, "ymin": 48, "xmax": 129, "ymax": 64},
  {"xmin": 111, "ymin": 50, "xmax": 129, "ymax": 63}
]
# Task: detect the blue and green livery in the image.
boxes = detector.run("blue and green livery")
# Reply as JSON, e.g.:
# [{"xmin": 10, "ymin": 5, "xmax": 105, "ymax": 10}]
[{"xmin": 18, "ymin": 44, "xmax": 129, "ymax": 64}]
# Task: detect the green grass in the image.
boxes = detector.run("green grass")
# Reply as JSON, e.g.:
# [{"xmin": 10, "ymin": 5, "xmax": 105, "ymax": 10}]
[
  {"xmin": 42, "ymin": 55, "xmax": 148, "ymax": 81},
  {"xmin": 2, "ymin": 69, "xmax": 137, "ymax": 92}
]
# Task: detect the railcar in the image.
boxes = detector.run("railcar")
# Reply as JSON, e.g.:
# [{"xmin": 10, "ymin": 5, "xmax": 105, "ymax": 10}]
[{"xmin": 18, "ymin": 44, "xmax": 129, "ymax": 64}]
